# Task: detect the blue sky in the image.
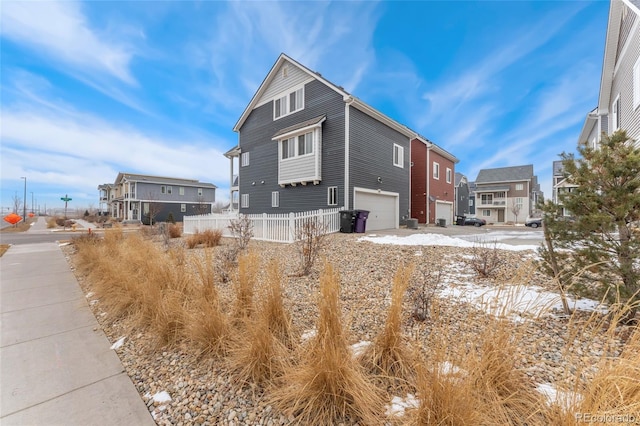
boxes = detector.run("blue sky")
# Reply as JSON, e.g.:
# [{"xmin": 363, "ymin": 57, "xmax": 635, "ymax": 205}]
[{"xmin": 1, "ymin": 0, "xmax": 609, "ymax": 214}]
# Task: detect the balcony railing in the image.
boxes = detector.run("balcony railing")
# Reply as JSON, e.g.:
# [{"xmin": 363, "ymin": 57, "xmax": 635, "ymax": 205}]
[{"xmin": 477, "ymin": 199, "xmax": 506, "ymax": 207}]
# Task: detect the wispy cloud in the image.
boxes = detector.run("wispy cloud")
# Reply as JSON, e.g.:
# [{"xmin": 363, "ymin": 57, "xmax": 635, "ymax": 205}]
[{"xmin": 1, "ymin": 1, "xmax": 137, "ymax": 85}]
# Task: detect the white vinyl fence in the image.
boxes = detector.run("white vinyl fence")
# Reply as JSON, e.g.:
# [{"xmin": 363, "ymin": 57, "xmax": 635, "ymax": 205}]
[{"xmin": 183, "ymin": 207, "xmax": 345, "ymax": 243}]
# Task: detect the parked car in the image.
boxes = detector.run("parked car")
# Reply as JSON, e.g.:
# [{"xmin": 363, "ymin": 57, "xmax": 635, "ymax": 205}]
[
  {"xmin": 463, "ymin": 217, "xmax": 486, "ymax": 227},
  {"xmin": 525, "ymin": 218, "xmax": 542, "ymax": 228}
]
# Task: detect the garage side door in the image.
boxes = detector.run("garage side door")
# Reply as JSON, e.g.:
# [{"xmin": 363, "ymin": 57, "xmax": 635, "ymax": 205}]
[
  {"xmin": 435, "ymin": 201, "xmax": 453, "ymax": 225},
  {"xmin": 354, "ymin": 190, "xmax": 398, "ymax": 231}
]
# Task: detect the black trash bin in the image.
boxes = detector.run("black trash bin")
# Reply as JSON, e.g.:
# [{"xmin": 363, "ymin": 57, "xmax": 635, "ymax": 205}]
[
  {"xmin": 456, "ymin": 215, "xmax": 466, "ymax": 226},
  {"xmin": 354, "ymin": 210, "xmax": 370, "ymax": 233},
  {"xmin": 339, "ymin": 210, "xmax": 356, "ymax": 233}
]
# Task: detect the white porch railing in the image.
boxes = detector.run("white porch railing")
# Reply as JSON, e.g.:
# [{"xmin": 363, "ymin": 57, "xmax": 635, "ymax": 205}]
[{"xmin": 183, "ymin": 206, "xmax": 344, "ymax": 243}]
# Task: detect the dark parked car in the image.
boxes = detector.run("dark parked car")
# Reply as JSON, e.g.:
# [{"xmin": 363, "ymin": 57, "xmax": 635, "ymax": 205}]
[
  {"xmin": 463, "ymin": 217, "xmax": 486, "ymax": 227},
  {"xmin": 525, "ymin": 218, "xmax": 542, "ymax": 228}
]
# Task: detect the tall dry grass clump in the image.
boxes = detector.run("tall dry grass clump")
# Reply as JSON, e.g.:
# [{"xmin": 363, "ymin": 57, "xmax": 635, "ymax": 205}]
[
  {"xmin": 186, "ymin": 229, "xmax": 222, "ymax": 249},
  {"xmin": 187, "ymin": 251, "xmax": 230, "ymax": 359},
  {"xmin": 270, "ymin": 262, "xmax": 384, "ymax": 425},
  {"xmin": 232, "ymin": 251, "xmax": 259, "ymax": 322},
  {"xmin": 228, "ymin": 259, "xmax": 296, "ymax": 385},
  {"xmin": 359, "ymin": 263, "xmax": 419, "ymax": 391}
]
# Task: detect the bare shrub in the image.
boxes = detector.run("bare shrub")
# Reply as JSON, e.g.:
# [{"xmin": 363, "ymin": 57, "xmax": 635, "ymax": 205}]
[
  {"xmin": 47, "ymin": 217, "xmax": 58, "ymax": 228},
  {"xmin": 295, "ymin": 216, "xmax": 328, "ymax": 276},
  {"xmin": 185, "ymin": 229, "xmax": 222, "ymax": 249},
  {"xmin": 468, "ymin": 239, "xmax": 504, "ymax": 278},
  {"xmin": 168, "ymin": 223, "xmax": 182, "ymax": 238},
  {"xmin": 270, "ymin": 262, "xmax": 384, "ymax": 424},
  {"xmin": 229, "ymin": 214, "xmax": 253, "ymax": 251},
  {"xmin": 216, "ymin": 245, "xmax": 239, "ymax": 283},
  {"xmin": 409, "ymin": 262, "xmax": 443, "ymax": 323},
  {"xmin": 359, "ymin": 263, "xmax": 419, "ymax": 391}
]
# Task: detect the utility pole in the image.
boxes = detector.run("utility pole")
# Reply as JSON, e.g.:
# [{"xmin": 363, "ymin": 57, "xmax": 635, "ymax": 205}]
[
  {"xmin": 21, "ymin": 177, "xmax": 26, "ymax": 220},
  {"xmin": 31, "ymin": 192, "xmax": 34, "ymax": 214}
]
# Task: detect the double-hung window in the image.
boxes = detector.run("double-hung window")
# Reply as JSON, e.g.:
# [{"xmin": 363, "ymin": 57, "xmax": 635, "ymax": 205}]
[
  {"xmin": 272, "ymin": 191, "xmax": 279, "ymax": 208},
  {"xmin": 634, "ymin": 57, "xmax": 640, "ymax": 110},
  {"xmin": 393, "ymin": 144, "xmax": 404, "ymax": 168},
  {"xmin": 241, "ymin": 194, "xmax": 249, "ymax": 208},
  {"xmin": 274, "ymin": 86, "xmax": 304, "ymax": 120},
  {"xmin": 446, "ymin": 168, "xmax": 452, "ymax": 183},
  {"xmin": 433, "ymin": 162, "xmax": 440, "ymax": 179},
  {"xmin": 297, "ymin": 133, "xmax": 313, "ymax": 156},
  {"xmin": 612, "ymin": 95, "xmax": 621, "ymax": 131}
]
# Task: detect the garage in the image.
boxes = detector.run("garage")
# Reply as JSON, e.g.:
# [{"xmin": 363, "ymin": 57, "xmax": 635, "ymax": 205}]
[
  {"xmin": 353, "ymin": 188, "xmax": 398, "ymax": 231},
  {"xmin": 435, "ymin": 201, "xmax": 453, "ymax": 225}
]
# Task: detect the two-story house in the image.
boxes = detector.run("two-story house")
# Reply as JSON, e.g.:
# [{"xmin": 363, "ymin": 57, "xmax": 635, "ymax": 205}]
[
  {"xmin": 473, "ymin": 165, "xmax": 540, "ymax": 224},
  {"xmin": 226, "ymin": 53, "xmax": 456, "ymax": 231},
  {"xmin": 98, "ymin": 173, "xmax": 217, "ymax": 224},
  {"xmin": 577, "ymin": 0, "xmax": 640, "ymax": 149},
  {"xmin": 551, "ymin": 160, "xmax": 578, "ymax": 217}
]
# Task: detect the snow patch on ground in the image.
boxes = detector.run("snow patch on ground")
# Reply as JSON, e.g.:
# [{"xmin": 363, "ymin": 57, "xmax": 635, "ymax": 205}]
[
  {"xmin": 350, "ymin": 340, "xmax": 371, "ymax": 357},
  {"xmin": 385, "ymin": 393, "xmax": 420, "ymax": 417},
  {"xmin": 152, "ymin": 391, "xmax": 172, "ymax": 403},
  {"xmin": 301, "ymin": 329, "xmax": 316, "ymax": 341},
  {"xmin": 110, "ymin": 336, "xmax": 126, "ymax": 350},
  {"xmin": 359, "ymin": 233, "xmax": 539, "ymax": 252},
  {"xmin": 536, "ymin": 382, "xmax": 581, "ymax": 408}
]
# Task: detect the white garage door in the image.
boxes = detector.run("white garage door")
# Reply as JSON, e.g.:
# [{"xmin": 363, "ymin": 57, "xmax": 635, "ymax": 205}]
[
  {"xmin": 353, "ymin": 189, "xmax": 398, "ymax": 231},
  {"xmin": 435, "ymin": 201, "xmax": 453, "ymax": 225}
]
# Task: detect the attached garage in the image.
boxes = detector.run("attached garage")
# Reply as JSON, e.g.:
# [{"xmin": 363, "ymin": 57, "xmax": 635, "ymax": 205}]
[
  {"xmin": 353, "ymin": 188, "xmax": 399, "ymax": 231},
  {"xmin": 435, "ymin": 201, "xmax": 453, "ymax": 225}
]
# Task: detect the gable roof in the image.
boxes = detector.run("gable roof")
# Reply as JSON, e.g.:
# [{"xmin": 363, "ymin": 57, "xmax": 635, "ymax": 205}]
[
  {"xmin": 232, "ymin": 53, "xmax": 459, "ymax": 163},
  {"xmin": 114, "ymin": 172, "xmax": 217, "ymax": 188},
  {"xmin": 475, "ymin": 165, "xmax": 534, "ymax": 184},
  {"xmin": 454, "ymin": 172, "xmax": 467, "ymax": 186}
]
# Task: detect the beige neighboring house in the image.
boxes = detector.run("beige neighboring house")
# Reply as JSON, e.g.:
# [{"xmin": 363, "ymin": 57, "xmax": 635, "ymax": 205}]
[
  {"xmin": 473, "ymin": 165, "xmax": 543, "ymax": 224},
  {"xmin": 577, "ymin": 0, "xmax": 640, "ymax": 149}
]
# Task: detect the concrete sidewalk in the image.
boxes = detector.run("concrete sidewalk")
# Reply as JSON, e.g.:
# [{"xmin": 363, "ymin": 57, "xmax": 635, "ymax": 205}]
[{"xmin": 0, "ymin": 242, "xmax": 155, "ymax": 425}]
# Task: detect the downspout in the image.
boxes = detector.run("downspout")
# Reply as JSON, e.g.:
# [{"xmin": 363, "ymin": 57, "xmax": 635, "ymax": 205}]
[
  {"xmin": 344, "ymin": 96, "xmax": 353, "ymax": 209},
  {"xmin": 426, "ymin": 142, "xmax": 431, "ymax": 224}
]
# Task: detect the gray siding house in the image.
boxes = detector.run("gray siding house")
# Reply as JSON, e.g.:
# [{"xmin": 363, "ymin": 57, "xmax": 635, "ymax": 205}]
[
  {"xmin": 226, "ymin": 53, "xmax": 433, "ymax": 231},
  {"xmin": 454, "ymin": 172, "xmax": 470, "ymax": 217},
  {"xmin": 99, "ymin": 173, "xmax": 217, "ymax": 224},
  {"xmin": 473, "ymin": 165, "xmax": 541, "ymax": 224},
  {"xmin": 577, "ymin": 0, "xmax": 640, "ymax": 149}
]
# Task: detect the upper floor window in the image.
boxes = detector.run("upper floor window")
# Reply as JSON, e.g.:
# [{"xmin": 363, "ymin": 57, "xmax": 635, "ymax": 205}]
[
  {"xmin": 433, "ymin": 162, "xmax": 440, "ymax": 180},
  {"xmin": 274, "ymin": 87, "xmax": 304, "ymax": 120},
  {"xmin": 197, "ymin": 188, "xmax": 203, "ymax": 196},
  {"xmin": 446, "ymin": 168, "xmax": 452, "ymax": 183},
  {"xmin": 179, "ymin": 187, "xmax": 185, "ymax": 196},
  {"xmin": 495, "ymin": 191, "xmax": 506, "ymax": 199},
  {"xmin": 515, "ymin": 183, "xmax": 524, "ymax": 191},
  {"xmin": 481, "ymin": 194, "xmax": 493, "ymax": 204},
  {"xmin": 393, "ymin": 144, "xmax": 404, "ymax": 168},
  {"xmin": 281, "ymin": 132, "xmax": 313, "ymax": 160},
  {"xmin": 241, "ymin": 152, "xmax": 250, "ymax": 167},
  {"xmin": 612, "ymin": 94, "xmax": 620, "ymax": 131},
  {"xmin": 161, "ymin": 185, "xmax": 172, "ymax": 194}
]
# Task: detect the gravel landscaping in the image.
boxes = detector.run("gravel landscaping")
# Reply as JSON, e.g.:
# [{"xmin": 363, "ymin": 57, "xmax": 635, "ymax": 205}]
[{"xmin": 65, "ymin": 230, "xmax": 632, "ymax": 425}]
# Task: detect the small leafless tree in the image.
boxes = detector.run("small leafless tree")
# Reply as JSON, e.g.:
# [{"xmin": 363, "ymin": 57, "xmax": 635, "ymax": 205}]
[
  {"xmin": 194, "ymin": 195, "xmax": 211, "ymax": 215},
  {"xmin": 229, "ymin": 214, "xmax": 253, "ymax": 251},
  {"xmin": 295, "ymin": 217, "xmax": 329, "ymax": 276},
  {"xmin": 510, "ymin": 199, "xmax": 522, "ymax": 224},
  {"xmin": 12, "ymin": 193, "xmax": 22, "ymax": 215},
  {"xmin": 468, "ymin": 240, "xmax": 504, "ymax": 278},
  {"xmin": 144, "ymin": 193, "xmax": 162, "ymax": 226},
  {"xmin": 212, "ymin": 201, "xmax": 226, "ymax": 213}
]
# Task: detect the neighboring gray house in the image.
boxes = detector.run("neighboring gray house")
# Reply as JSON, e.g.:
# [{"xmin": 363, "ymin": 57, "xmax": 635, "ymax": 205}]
[
  {"xmin": 98, "ymin": 173, "xmax": 217, "ymax": 224},
  {"xmin": 454, "ymin": 172, "xmax": 470, "ymax": 217},
  {"xmin": 473, "ymin": 165, "xmax": 540, "ymax": 224},
  {"xmin": 226, "ymin": 53, "xmax": 436, "ymax": 231},
  {"xmin": 577, "ymin": 0, "xmax": 640, "ymax": 149},
  {"xmin": 552, "ymin": 160, "xmax": 578, "ymax": 217},
  {"xmin": 468, "ymin": 181, "xmax": 477, "ymax": 216}
]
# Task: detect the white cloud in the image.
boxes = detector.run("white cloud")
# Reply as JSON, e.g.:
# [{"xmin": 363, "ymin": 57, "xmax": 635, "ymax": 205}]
[{"xmin": 1, "ymin": 1, "xmax": 136, "ymax": 85}]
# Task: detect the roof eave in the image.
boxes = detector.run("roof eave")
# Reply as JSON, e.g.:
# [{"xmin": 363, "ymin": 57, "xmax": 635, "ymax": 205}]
[{"xmin": 597, "ymin": 0, "xmax": 624, "ymax": 112}]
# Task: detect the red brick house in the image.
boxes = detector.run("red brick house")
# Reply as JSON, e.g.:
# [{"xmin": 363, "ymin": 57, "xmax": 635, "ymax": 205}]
[{"xmin": 410, "ymin": 138, "xmax": 458, "ymax": 225}]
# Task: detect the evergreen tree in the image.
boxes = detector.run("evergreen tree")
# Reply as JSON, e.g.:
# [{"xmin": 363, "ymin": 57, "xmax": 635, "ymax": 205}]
[{"xmin": 539, "ymin": 130, "xmax": 640, "ymax": 320}]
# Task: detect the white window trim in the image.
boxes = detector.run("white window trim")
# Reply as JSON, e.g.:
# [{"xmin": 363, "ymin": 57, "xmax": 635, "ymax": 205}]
[
  {"xmin": 328, "ymin": 186, "xmax": 338, "ymax": 206},
  {"xmin": 446, "ymin": 167, "xmax": 452, "ymax": 183},
  {"xmin": 433, "ymin": 162, "xmax": 440, "ymax": 180},
  {"xmin": 280, "ymin": 132, "xmax": 315, "ymax": 161},
  {"xmin": 180, "ymin": 203, "xmax": 186, "ymax": 212},
  {"xmin": 393, "ymin": 144, "xmax": 404, "ymax": 168},
  {"xmin": 483, "ymin": 209, "xmax": 491, "ymax": 217},
  {"xmin": 241, "ymin": 152, "xmax": 250, "ymax": 167},
  {"xmin": 273, "ymin": 85, "xmax": 305, "ymax": 120},
  {"xmin": 179, "ymin": 187, "xmax": 185, "ymax": 196},
  {"xmin": 515, "ymin": 183, "xmax": 524, "ymax": 191},
  {"xmin": 634, "ymin": 56, "xmax": 640, "ymax": 110},
  {"xmin": 612, "ymin": 94, "xmax": 620, "ymax": 131},
  {"xmin": 241, "ymin": 194, "xmax": 249, "ymax": 208},
  {"xmin": 271, "ymin": 191, "xmax": 279, "ymax": 208},
  {"xmin": 197, "ymin": 188, "xmax": 203, "ymax": 196}
]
